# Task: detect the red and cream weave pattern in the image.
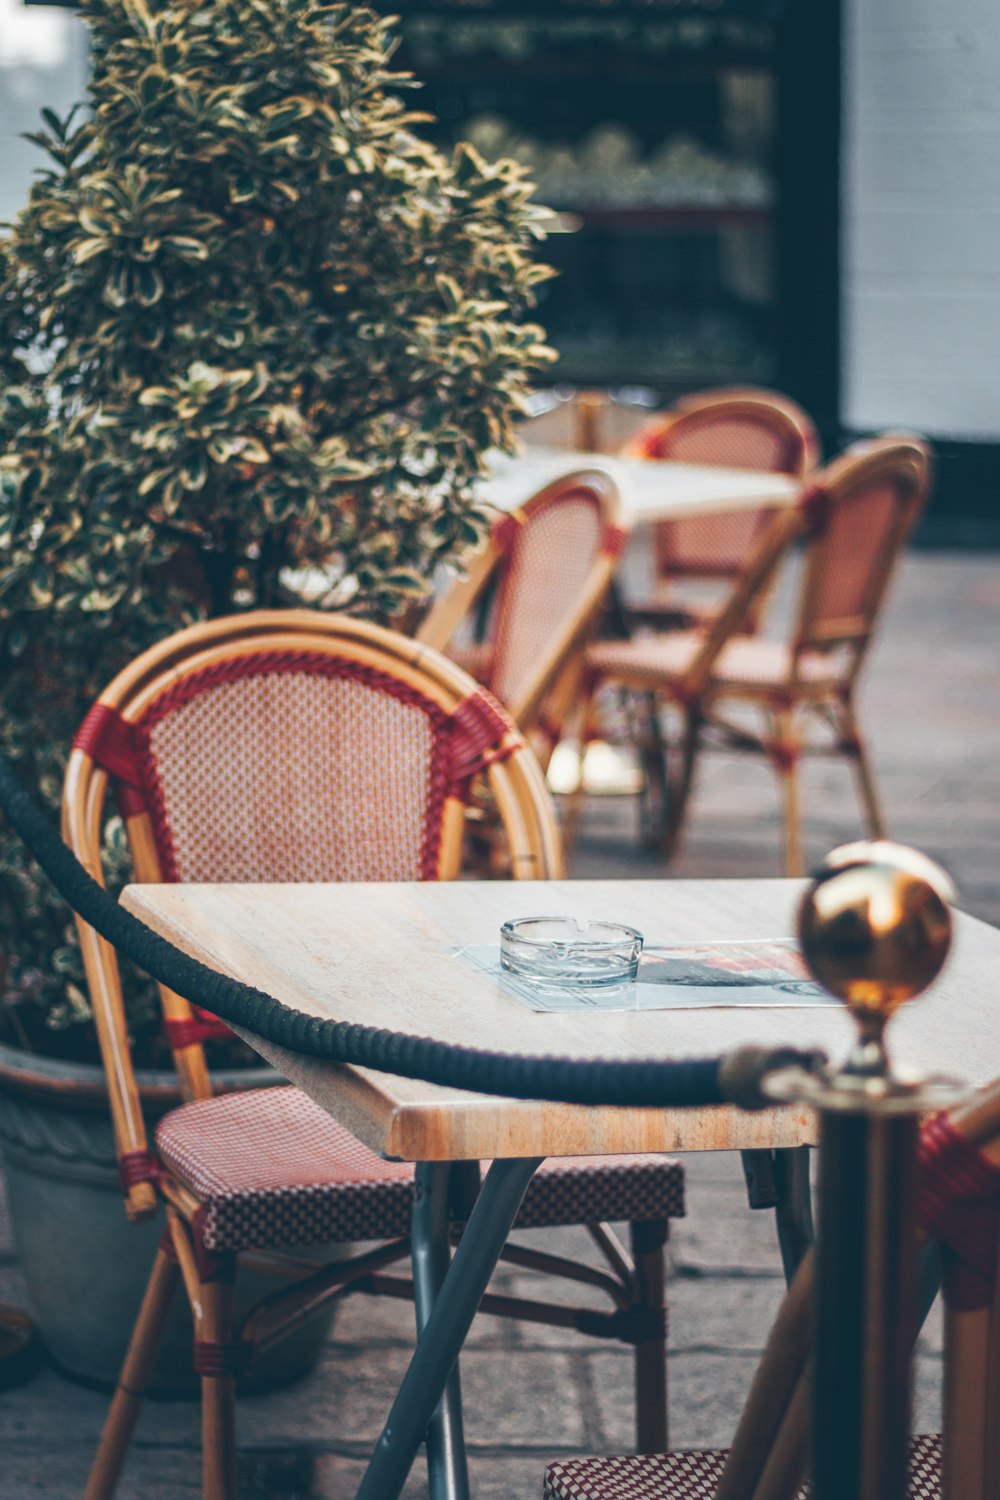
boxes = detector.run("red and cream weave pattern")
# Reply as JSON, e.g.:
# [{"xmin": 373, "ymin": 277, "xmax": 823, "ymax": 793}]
[
  {"xmin": 635, "ymin": 413, "xmax": 798, "ymax": 474},
  {"xmin": 543, "ymin": 1433, "xmax": 942, "ymax": 1500},
  {"xmin": 135, "ymin": 656, "xmax": 448, "ymax": 883},
  {"xmin": 630, "ymin": 406, "xmax": 807, "ymax": 591},
  {"xmin": 487, "ymin": 488, "xmax": 605, "ymax": 710},
  {"xmin": 156, "ymin": 1087, "xmax": 686, "ymax": 1252},
  {"xmin": 803, "ymin": 479, "xmax": 901, "ymax": 637}
]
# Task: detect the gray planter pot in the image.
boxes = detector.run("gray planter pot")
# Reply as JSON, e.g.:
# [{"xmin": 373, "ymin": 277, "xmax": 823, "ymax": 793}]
[{"xmin": 0, "ymin": 1041, "xmax": 339, "ymax": 1394}]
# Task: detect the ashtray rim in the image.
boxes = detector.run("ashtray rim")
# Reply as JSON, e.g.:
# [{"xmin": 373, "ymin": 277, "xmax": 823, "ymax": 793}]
[
  {"xmin": 499, "ymin": 916, "xmax": 644, "ymax": 987},
  {"xmin": 500, "ymin": 916, "xmax": 644, "ymax": 949}
]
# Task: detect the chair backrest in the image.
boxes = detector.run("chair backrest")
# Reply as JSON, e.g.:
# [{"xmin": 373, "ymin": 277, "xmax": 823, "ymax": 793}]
[
  {"xmin": 61, "ymin": 611, "xmax": 563, "ymax": 1219},
  {"xmin": 418, "ymin": 469, "xmax": 626, "ymax": 746},
  {"xmin": 623, "ymin": 388, "xmax": 819, "ymax": 602},
  {"xmin": 663, "ymin": 386, "xmax": 820, "ymax": 473},
  {"xmin": 790, "ymin": 436, "xmax": 931, "ymax": 681}
]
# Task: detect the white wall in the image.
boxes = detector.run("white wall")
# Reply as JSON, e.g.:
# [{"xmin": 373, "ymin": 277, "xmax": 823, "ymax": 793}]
[
  {"xmin": 0, "ymin": 0, "xmax": 88, "ymax": 228},
  {"xmin": 843, "ymin": 0, "xmax": 1000, "ymax": 439}
]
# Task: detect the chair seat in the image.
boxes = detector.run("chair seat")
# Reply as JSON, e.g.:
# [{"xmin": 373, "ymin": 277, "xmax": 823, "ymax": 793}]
[
  {"xmin": 543, "ymin": 1433, "xmax": 941, "ymax": 1499},
  {"xmin": 588, "ymin": 633, "xmax": 838, "ymax": 696},
  {"xmin": 156, "ymin": 1087, "xmax": 685, "ymax": 1252}
]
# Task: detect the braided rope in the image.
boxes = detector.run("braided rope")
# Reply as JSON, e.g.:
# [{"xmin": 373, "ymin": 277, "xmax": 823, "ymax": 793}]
[{"xmin": 0, "ymin": 754, "xmax": 821, "ymax": 1109}]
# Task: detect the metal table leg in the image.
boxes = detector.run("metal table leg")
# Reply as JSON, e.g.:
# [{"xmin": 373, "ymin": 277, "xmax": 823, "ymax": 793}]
[
  {"xmin": 412, "ymin": 1163, "xmax": 469, "ymax": 1500},
  {"xmin": 741, "ymin": 1145, "xmax": 815, "ymax": 1285},
  {"xmin": 772, "ymin": 1146, "xmax": 814, "ymax": 1284},
  {"xmin": 356, "ymin": 1157, "xmax": 542, "ymax": 1500}
]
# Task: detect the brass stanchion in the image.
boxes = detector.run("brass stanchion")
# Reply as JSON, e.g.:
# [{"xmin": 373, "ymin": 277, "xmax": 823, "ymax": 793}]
[{"xmin": 768, "ymin": 841, "xmax": 966, "ymax": 1500}]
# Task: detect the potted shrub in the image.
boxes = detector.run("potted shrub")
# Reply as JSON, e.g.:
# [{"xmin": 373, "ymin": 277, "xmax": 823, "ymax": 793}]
[{"xmin": 0, "ymin": 0, "xmax": 552, "ymax": 1387}]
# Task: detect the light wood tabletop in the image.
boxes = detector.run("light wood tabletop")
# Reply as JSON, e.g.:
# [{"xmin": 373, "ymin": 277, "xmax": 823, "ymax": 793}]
[
  {"xmin": 121, "ymin": 878, "xmax": 998, "ymax": 1164},
  {"xmin": 478, "ymin": 446, "xmax": 802, "ymax": 524}
]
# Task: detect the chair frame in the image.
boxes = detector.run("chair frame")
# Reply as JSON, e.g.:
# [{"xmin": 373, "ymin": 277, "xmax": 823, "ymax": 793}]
[
  {"xmin": 692, "ymin": 437, "xmax": 930, "ymax": 874},
  {"xmin": 568, "ymin": 502, "xmax": 805, "ymax": 857},
  {"xmin": 64, "ymin": 611, "xmax": 678, "ymax": 1500},
  {"xmin": 417, "ymin": 468, "xmax": 627, "ymax": 764},
  {"xmin": 583, "ymin": 439, "xmax": 930, "ymax": 876}
]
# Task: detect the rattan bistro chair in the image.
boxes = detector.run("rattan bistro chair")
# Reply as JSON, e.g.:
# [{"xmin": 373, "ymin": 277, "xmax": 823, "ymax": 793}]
[
  {"xmin": 543, "ymin": 1081, "xmax": 1000, "ymax": 1500},
  {"xmin": 418, "ymin": 468, "xmax": 627, "ymax": 770},
  {"xmin": 584, "ymin": 438, "xmax": 931, "ymax": 874},
  {"xmin": 623, "ymin": 387, "xmax": 819, "ymax": 634},
  {"xmin": 65, "ymin": 611, "xmax": 685, "ymax": 1500}
]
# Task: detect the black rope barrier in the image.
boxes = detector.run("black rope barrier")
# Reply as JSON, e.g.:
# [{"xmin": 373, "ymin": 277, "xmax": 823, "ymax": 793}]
[{"xmin": 0, "ymin": 754, "xmax": 823, "ymax": 1109}]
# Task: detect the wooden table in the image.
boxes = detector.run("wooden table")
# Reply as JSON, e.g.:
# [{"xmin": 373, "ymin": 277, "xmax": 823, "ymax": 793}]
[
  {"xmin": 479, "ymin": 446, "xmax": 802, "ymax": 525},
  {"xmin": 122, "ymin": 877, "xmax": 999, "ymax": 1499}
]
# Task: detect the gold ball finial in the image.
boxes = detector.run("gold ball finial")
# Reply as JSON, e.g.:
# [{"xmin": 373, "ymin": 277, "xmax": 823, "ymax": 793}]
[{"xmin": 797, "ymin": 843, "xmax": 954, "ymax": 1073}]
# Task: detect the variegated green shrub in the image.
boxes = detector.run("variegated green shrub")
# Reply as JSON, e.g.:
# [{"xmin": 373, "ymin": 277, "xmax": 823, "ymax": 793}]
[{"xmin": 0, "ymin": 0, "xmax": 552, "ymax": 1055}]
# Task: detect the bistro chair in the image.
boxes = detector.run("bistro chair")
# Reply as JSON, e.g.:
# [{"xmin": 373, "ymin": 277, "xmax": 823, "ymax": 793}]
[
  {"xmin": 622, "ymin": 386, "xmax": 819, "ymax": 634},
  {"xmin": 64, "ymin": 610, "xmax": 685, "ymax": 1500},
  {"xmin": 418, "ymin": 467, "xmax": 627, "ymax": 771},
  {"xmin": 581, "ymin": 438, "xmax": 931, "ymax": 874},
  {"xmin": 543, "ymin": 1077, "xmax": 1000, "ymax": 1500}
]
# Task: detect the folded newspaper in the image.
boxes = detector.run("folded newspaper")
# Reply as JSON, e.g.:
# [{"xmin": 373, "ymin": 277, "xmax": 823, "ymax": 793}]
[{"xmin": 453, "ymin": 939, "xmax": 834, "ymax": 1014}]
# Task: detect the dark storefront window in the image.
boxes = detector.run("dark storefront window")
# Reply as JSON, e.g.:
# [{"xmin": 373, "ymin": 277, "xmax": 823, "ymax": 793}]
[{"xmin": 387, "ymin": 0, "xmax": 840, "ymax": 437}]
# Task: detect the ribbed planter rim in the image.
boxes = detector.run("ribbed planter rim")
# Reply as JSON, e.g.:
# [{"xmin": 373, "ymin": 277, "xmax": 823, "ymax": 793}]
[{"xmin": 0, "ymin": 1035, "xmax": 278, "ymax": 1111}]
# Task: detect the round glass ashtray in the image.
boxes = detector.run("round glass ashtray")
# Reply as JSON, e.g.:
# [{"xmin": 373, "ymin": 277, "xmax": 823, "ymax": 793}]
[{"xmin": 500, "ymin": 917, "xmax": 643, "ymax": 987}]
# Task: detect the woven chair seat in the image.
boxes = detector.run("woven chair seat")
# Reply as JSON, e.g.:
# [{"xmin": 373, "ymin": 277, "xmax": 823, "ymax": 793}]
[
  {"xmin": 588, "ymin": 634, "xmax": 837, "ymax": 695},
  {"xmin": 543, "ymin": 1433, "xmax": 942, "ymax": 1500},
  {"xmin": 156, "ymin": 1087, "xmax": 685, "ymax": 1252}
]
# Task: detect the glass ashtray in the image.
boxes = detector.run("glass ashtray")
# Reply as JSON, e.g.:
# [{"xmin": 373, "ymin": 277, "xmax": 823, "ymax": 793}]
[{"xmin": 500, "ymin": 917, "xmax": 643, "ymax": 987}]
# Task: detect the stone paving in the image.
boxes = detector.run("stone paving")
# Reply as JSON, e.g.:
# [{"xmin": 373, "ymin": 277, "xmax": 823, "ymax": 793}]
[{"xmin": 0, "ymin": 548, "xmax": 997, "ymax": 1497}]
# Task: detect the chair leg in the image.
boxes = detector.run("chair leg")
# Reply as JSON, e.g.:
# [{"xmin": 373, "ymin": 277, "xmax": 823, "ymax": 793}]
[
  {"xmin": 662, "ymin": 709, "xmax": 701, "ymax": 862},
  {"xmin": 770, "ymin": 710, "xmax": 803, "ymax": 876},
  {"xmin": 839, "ymin": 700, "xmax": 887, "ymax": 839},
  {"xmin": 630, "ymin": 1219, "xmax": 669, "ymax": 1455},
  {"xmin": 84, "ymin": 1240, "xmax": 181, "ymax": 1500},
  {"xmin": 199, "ymin": 1273, "xmax": 238, "ymax": 1500},
  {"xmin": 638, "ymin": 693, "xmax": 670, "ymax": 847}
]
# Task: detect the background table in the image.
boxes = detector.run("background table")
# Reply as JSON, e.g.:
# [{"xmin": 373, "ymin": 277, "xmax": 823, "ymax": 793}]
[{"xmin": 479, "ymin": 447, "xmax": 802, "ymax": 526}]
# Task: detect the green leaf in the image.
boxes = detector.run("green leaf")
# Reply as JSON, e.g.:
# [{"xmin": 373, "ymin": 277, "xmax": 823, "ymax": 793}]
[
  {"xmin": 104, "ymin": 261, "xmax": 132, "ymax": 308},
  {"xmin": 179, "ymin": 452, "xmax": 207, "ymax": 491},
  {"xmin": 40, "ymin": 108, "xmax": 66, "ymax": 141},
  {"xmin": 138, "ymin": 67, "xmax": 170, "ymax": 105},
  {"xmin": 73, "ymin": 237, "xmax": 111, "ymax": 266},
  {"xmin": 271, "ymin": 181, "xmax": 301, "ymax": 204},
  {"xmin": 160, "ymin": 236, "xmax": 209, "ymax": 261},
  {"xmin": 137, "ymin": 467, "xmax": 169, "ymax": 495},
  {"xmin": 230, "ymin": 174, "xmax": 256, "ymax": 204},
  {"xmin": 435, "ymin": 274, "xmax": 463, "ymax": 313},
  {"xmin": 134, "ymin": 264, "xmax": 164, "ymax": 307},
  {"xmin": 237, "ymin": 439, "xmax": 270, "ymax": 465}
]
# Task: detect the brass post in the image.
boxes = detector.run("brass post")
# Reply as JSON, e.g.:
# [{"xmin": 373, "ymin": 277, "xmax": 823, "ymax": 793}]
[{"xmin": 768, "ymin": 840, "xmax": 962, "ymax": 1500}]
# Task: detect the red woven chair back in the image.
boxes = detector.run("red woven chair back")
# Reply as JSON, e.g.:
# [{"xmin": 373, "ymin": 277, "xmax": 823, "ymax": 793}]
[
  {"xmin": 794, "ymin": 437, "xmax": 931, "ymax": 664},
  {"xmin": 63, "ymin": 614, "xmax": 562, "ymax": 1152},
  {"xmin": 486, "ymin": 483, "xmax": 609, "ymax": 709},
  {"xmin": 419, "ymin": 469, "xmax": 625, "ymax": 744},
  {"xmin": 90, "ymin": 655, "xmax": 467, "ymax": 884},
  {"xmin": 625, "ymin": 388, "xmax": 818, "ymax": 591}
]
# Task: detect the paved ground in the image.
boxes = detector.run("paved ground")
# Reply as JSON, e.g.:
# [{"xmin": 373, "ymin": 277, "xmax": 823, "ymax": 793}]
[{"xmin": 0, "ymin": 548, "xmax": 997, "ymax": 1497}]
